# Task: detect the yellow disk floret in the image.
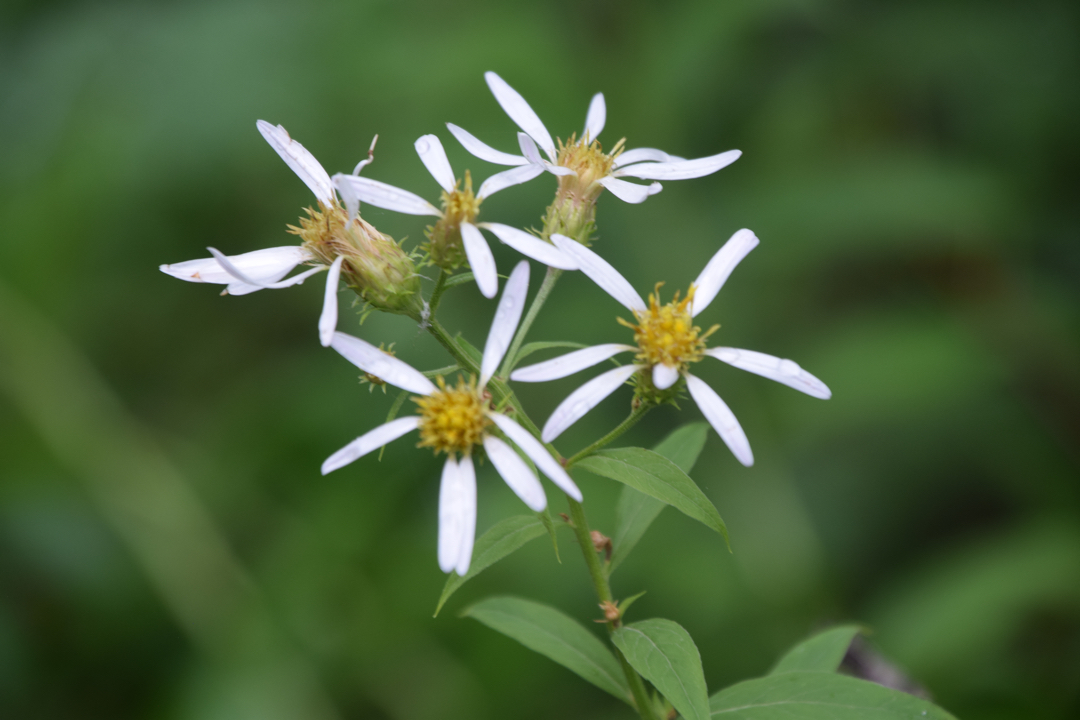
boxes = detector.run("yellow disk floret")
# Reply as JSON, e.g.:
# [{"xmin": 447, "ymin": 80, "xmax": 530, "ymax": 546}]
[
  {"xmin": 426, "ymin": 171, "xmax": 483, "ymax": 269},
  {"xmin": 414, "ymin": 376, "xmax": 491, "ymax": 456},
  {"xmin": 620, "ymin": 283, "xmax": 719, "ymax": 371},
  {"xmin": 555, "ymin": 133, "xmax": 624, "ymax": 190}
]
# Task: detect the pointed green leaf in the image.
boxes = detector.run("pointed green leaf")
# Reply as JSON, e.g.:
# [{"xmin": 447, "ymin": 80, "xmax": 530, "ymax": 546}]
[
  {"xmin": 453, "ymin": 333, "xmax": 483, "ymax": 365},
  {"xmin": 612, "ymin": 618, "xmax": 710, "ymax": 720},
  {"xmin": 770, "ymin": 625, "xmax": 862, "ymax": 675},
  {"xmin": 443, "ymin": 271, "xmax": 475, "ymax": 288},
  {"xmin": 434, "ymin": 515, "xmax": 547, "ymax": 616},
  {"xmin": 709, "ymin": 671, "xmax": 957, "ymax": 719},
  {"xmin": 464, "ymin": 596, "xmax": 631, "ymax": 703},
  {"xmin": 611, "ymin": 424, "xmax": 709, "ymax": 571},
  {"xmin": 538, "ymin": 507, "xmax": 561, "ymax": 563},
  {"xmin": 576, "ymin": 447, "xmax": 729, "ymax": 548},
  {"xmin": 509, "ymin": 341, "xmax": 588, "ymax": 370}
]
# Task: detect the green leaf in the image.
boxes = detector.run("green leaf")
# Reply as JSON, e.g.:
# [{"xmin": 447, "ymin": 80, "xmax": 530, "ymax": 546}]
[
  {"xmin": 453, "ymin": 333, "xmax": 483, "ymax": 365},
  {"xmin": 709, "ymin": 671, "xmax": 957, "ymax": 719},
  {"xmin": 611, "ymin": 424, "xmax": 710, "ymax": 571},
  {"xmin": 538, "ymin": 507, "xmax": 561, "ymax": 563},
  {"xmin": 509, "ymin": 341, "xmax": 588, "ymax": 370},
  {"xmin": 770, "ymin": 625, "xmax": 862, "ymax": 675},
  {"xmin": 464, "ymin": 596, "xmax": 631, "ymax": 703},
  {"xmin": 422, "ymin": 364, "xmax": 459, "ymax": 378},
  {"xmin": 434, "ymin": 516, "xmax": 547, "ymax": 616},
  {"xmin": 576, "ymin": 447, "xmax": 729, "ymax": 549},
  {"xmin": 443, "ymin": 271, "xmax": 475, "ymax": 288},
  {"xmin": 612, "ymin": 618, "xmax": 710, "ymax": 720}
]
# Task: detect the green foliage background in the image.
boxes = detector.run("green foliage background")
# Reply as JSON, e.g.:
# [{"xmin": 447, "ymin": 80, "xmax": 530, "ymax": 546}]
[{"xmin": 1, "ymin": 0, "xmax": 1078, "ymax": 718}]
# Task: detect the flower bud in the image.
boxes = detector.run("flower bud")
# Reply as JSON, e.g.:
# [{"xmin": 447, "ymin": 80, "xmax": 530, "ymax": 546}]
[{"xmin": 424, "ymin": 171, "xmax": 482, "ymax": 270}]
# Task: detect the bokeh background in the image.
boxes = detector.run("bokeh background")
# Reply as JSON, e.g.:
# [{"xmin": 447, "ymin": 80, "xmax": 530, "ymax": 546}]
[{"xmin": 2, "ymin": 0, "xmax": 1078, "ymax": 718}]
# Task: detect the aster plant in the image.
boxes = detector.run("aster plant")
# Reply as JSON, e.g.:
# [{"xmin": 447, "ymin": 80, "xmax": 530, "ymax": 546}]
[{"xmin": 161, "ymin": 73, "xmax": 959, "ymax": 720}]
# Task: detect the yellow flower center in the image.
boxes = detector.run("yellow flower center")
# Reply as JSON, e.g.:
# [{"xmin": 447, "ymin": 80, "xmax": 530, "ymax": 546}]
[
  {"xmin": 414, "ymin": 376, "xmax": 491, "ymax": 455},
  {"xmin": 439, "ymin": 170, "xmax": 482, "ymax": 227},
  {"xmin": 619, "ymin": 283, "xmax": 718, "ymax": 371},
  {"xmin": 555, "ymin": 134, "xmax": 624, "ymax": 190}
]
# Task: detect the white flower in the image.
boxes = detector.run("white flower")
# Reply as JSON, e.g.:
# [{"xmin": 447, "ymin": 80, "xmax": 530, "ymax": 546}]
[
  {"xmin": 320, "ymin": 261, "xmax": 582, "ymax": 575},
  {"xmin": 333, "ymin": 134, "xmax": 578, "ymax": 299},
  {"xmin": 446, "ymin": 71, "xmax": 742, "ymax": 205},
  {"xmin": 510, "ymin": 230, "xmax": 831, "ymax": 467}
]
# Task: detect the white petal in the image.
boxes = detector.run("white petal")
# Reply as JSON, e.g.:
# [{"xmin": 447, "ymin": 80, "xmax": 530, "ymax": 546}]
[
  {"xmin": 461, "ymin": 222, "xmax": 499, "ymax": 300},
  {"xmin": 541, "ymin": 364, "xmax": 639, "ymax": 443},
  {"xmin": 479, "ymin": 259, "xmax": 529, "ymax": 386},
  {"xmin": 481, "ymin": 223, "xmax": 578, "ymax": 270},
  {"xmin": 335, "ymin": 170, "xmax": 362, "ymax": 223},
  {"xmin": 511, "ymin": 343, "xmax": 635, "ymax": 382},
  {"xmin": 256, "ymin": 120, "xmax": 334, "ymax": 204},
  {"xmin": 485, "ymin": 71, "xmax": 556, "ymax": 160},
  {"xmin": 320, "ymin": 416, "xmax": 420, "ymax": 475},
  {"xmin": 583, "ymin": 93, "xmax": 605, "ymax": 141},
  {"xmin": 438, "ymin": 455, "xmax": 477, "ymax": 575},
  {"xmin": 615, "ymin": 149, "xmax": 741, "ymax": 180},
  {"xmin": 319, "ymin": 256, "xmax": 344, "ymax": 347},
  {"xmin": 446, "ymin": 123, "xmax": 529, "ymax": 166},
  {"xmin": 517, "ymin": 132, "xmax": 544, "ymax": 165},
  {"xmin": 685, "ymin": 374, "xmax": 753, "ymax": 467},
  {"xmin": 597, "ymin": 176, "xmax": 662, "ymax": 204},
  {"xmin": 613, "ymin": 148, "xmax": 684, "ymax": 168},
  {"xmin": 550, "ymin": 234, "xmax": 646, "ymax": 312},
  {"xmin": 652, "ymin": 363, "xmax": 680, "ymax": 390},
  {"xmin": 415, "ymin": 134, "xmax": 456, "ymax": 193},
  {"xmin": 705, "ymin": 347, "xmax": 832, "ymax": 399},
  {"xmin": 476, "ymin": 163, "xmax": 545, "ymax": 199},
  {"xmin": 690, "ymin": 228, "xmax": 759, "ymax": 317},
  {"xmin": 332, "ymin": 174, "xmax": 440, "ymax": 217},
  {"xmin": 329, "ymin": 332, "xmax": 437, "ymax": 396},
  {"xmin": 225, "ymin": 264, "xmax": 324, "ymax": 295},
  {"xmin": 490, "ymin": 413, "xmax": 582, "ymax": 501},
  {"xmin": 483, "ymin": 436, "xmax": 547, "ymax": 512},
  {"xmin": 160, "ymin": 246, "xmax": 308, "ymax": 285}
]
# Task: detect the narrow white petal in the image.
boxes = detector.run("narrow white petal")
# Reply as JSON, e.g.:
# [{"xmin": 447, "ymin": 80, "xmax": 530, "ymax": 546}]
[
  {"xmin": 613, "ymin": 148, "xmax": 684, "ymax": 168},
  {"xmin": 550, "ymin": 234, "xmax": 646, "ymax": 312},
  {"xmin": 318, "ymin": 256, "xmax": 344, "ymax": 347},
  {"xmin": 335, "ymin": 171, "xmax": 362, "ymax": 223},
  {"xmin": 454, "ymin": 455, "xmax": 478, "ymax": 574},
  {"xmin": 685, "ymin": 374, "xmax": 753, "ymax": 467},
  {"xmin": 332, "ymin": 174, "xmax": 440, "ymax": 217},
  {"xmin": 320, "ymin": 416, "xmax": 420, "ymax": 475},
  {"xmin": 705, "ymin": 347, "xmax": 832, "ymax": 399},
  {"xmin": 207, "ymin": 246, "xmax": 271, "ymax": 288},
  {"xmin": 583, "ymin": 93, "xmax": 606, "ymax": 141},
  {"xmin": 517, "ymin": 132, "xmax": 544, "ymax": 165},
  {"xmin": 541, "ymin": 364, "xmax": 639, "ymax": 443},
  {"xmin": 481, "ymin": 223, "xmax": 578, "ymax": 270},
  {"xmin": 446, "ymin": 123, "xmax": 529, "ymax": 166},
  {"xmin": 161, "ymin": 246, "xmax": 308, "ymax": 285},
  {"xmin": 329, "ymin": 332, "xmax": 437, "ymax": 395},
  {"xmin": 461, "ymin": 222, "xmax": 499, "ymax": 300},
  {"xmin": 256, "ymin": 120, "xmax": 334, "ymax": 204},
  {"xmin": 485, "ymin": 71, "xmax": 556, "ymax": 160},
  {"xmin": 652, "ymin": 363, "xmax": 680, "ymax": 390},
  {"xmin": 222, "ymin": 264, "xmax": 325, "ymax": 296},
  {"xmin": 414, "ymin": 134, "xmax": 456, "ymax": 193},
  {"xmin": 690, "ymin": 228, "xmax": 759, "ymax": 317},
  {"xmin": 480, "ymin": 259, "xmax": 529, "ymax": 386},
  {"xmin": 490, "ymin": 413, "xmax": 583, "ymax": 502},
  {"xmin": 597, "ymin": 176, "xmax": 662, "ymax": 204},
  {"xmin": 438, "ymin": 456, "xmax": 477, "ymax": 575},
  {"xmin": 511, "ymin": 344, "xmax": 635, "ymax": 382},
  {"xmin": 484, "ymin": 436, "xmax": 547, "ymax": 512},
  {"xmin": 614, "ymin": 149, "xmax": 741, "ymax": 180},
  {"xmin": 476, "ymin": 163, "xmax": 545, "ymax": 200}
]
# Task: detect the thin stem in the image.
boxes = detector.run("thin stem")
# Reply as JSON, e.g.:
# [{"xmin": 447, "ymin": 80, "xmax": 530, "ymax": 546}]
[
  {"xmin": 567, "ymin": 495, "xmax": 658, "ymax": 720},
  {"xmin": 499, "ymin": 266, "xmax": 562, "ymax": 378},
  {"xmin": 427, "ymin": 269, "xmax": 449, "ymax": 317},
  {"xmin": 566, "ymin": 403, "xmax": 651, "ymax": 467}
]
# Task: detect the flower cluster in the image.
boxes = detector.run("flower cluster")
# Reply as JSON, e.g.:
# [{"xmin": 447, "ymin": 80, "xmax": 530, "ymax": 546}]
[{"xmin": 160, "ymin": 72, "xmax": 830, "ymax": 575}]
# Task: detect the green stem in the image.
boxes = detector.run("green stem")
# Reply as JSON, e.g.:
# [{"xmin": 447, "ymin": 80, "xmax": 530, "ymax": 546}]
[
  {"xmin": 499, "ymin": 266, "xmax": 562, "ymax": 378},
  {"xmin": 567, "ymin": 495, "xmax": 658, "ymax": 720},
  {"xmin": 566, "ymin": 403, "xmax": 651, "ymax": 467},
  {"xmin": 427, "ymin": 269, "xmax": 449, "ymax": 317}
]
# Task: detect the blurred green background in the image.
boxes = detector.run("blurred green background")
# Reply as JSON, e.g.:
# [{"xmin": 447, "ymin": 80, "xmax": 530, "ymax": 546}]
[{"xmin": 2, "ymin": 0, "xmax": 1078, "ymax": 718}]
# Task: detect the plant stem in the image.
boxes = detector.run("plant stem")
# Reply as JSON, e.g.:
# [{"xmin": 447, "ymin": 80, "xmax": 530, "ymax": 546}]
[
  {"xmin": 567, "ymin": 495, "xmax": 658, "ymax": 720},
  {"xmin": 427, "ymin": 269, "xmax": 449, "ymax": 317},
  {"xmin": 499, "ymin": 266, "xmax": 562, "ymax": 378},
  {"xmin": 566, "ymin": 403, "xmax": 651, "ymax": 467}
]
